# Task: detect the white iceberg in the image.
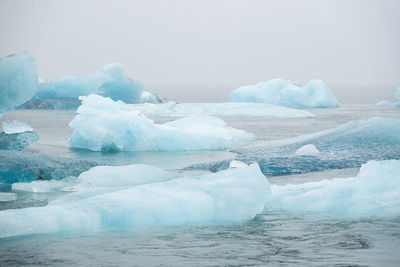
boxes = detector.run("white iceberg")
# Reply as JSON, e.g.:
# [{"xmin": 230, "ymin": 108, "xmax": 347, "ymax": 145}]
[
  {"xmin": 267, "ymin": 160, "xmax": 400, "ymax": 217},
  {"xmin": 0, "ymin": 53, "xmax": 38, "ymax": 116},
  {"xmin": 230, "ymin": 79, "xmax": 339, "ymax": 108},
  {"xmin": 0, "ymin": 163, "xmax": 270, "ymax": 238},
  {"xmin": 0, "ymin": 192, "xmax": 18, "ymax": 202},
  {"xmin": 131, "ymin": 102, "xmax": 313, "ymax": 118},
  {"xmin": 295, "ymin": 144, "xmax": 319, "ymax": 156},
  {"xmin": 69, "ymin": 94, "xmax": 255, "ymax": 152},
  {"xmin": 2, "ymin": 120, "xmax": 33, "ymax": 134}
]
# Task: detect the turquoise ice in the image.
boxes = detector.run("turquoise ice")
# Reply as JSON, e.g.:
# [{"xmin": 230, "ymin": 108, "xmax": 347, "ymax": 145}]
[
  {"xmin": 0, "ymin": 53, "xmax": 38, "ymax": 116},
  {"xmin": 0, "ymin": 163, "xmax": 270, "ymax": 239},
  {"xmin": 69, "ymin": 94, "xmax": 255, "ymax": 152},
  {"xmin": 230, "ymin": 79, "xmax": 339, "ymax": 108}
]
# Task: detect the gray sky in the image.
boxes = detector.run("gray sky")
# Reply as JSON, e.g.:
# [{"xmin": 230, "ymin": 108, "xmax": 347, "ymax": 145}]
[{"xmin": 0, "ymin": 0, "xmax": 399, "ymax": 103}]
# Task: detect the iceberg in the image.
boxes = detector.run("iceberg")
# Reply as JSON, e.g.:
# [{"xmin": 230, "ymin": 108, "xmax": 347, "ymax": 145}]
[
  {"xmin": 69, "ymin": 94, "xmax": 255, "ymax": 152},
  {"xmin": 295, "ymin": 144, "xmax": 319, "ymax": 157},
  {"xmin": 0, "ymin": 131, "xmax": 39, "ymax": 150},
  {"xmin": 377, "ymin": 86, "xmax": 400, "ymax": 107},
  {"xmin": 0, "ymin": 53, "xmax": 38, "ymax": 116},
  {"xmin": 230, "ymin": 79, "xmax": 339, "ymax": 108},
  {"xmin": 131, "ymin": 102, "xmax": 313, "ymax": 118},
  {"xmin": 0, "ymin": 150, "xmax": 98, "ymax": 184},
  {"xmin": 0, "ymin": 192, "xmax": 17, "ymax": 202},
  {"xmin": 0, "ymin": 163, "xmax": 270, "ymax": 238},
  {"xmin": 32, "ymin": 63, "xmax": 147, "ymax": 104},
  {"xmin": 2, "ymin": 120, "xmax": 33, "ymax": 134},
  {"xmin": 189, "ymin": 117, "xmax": 400, "ymax": 176},
  {"xmin": 20, "ymin": 97, "xmax": 81, "ymax": 110},
  {"xmin": 267, "ymin": 160, "xmax": 400, "ymax": 217}
]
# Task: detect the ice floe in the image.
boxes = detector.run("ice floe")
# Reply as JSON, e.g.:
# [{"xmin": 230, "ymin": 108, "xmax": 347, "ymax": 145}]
[
  {"xmin": 0, "ymin": 163, "xmax": 269, "ymax": 238},
  {"xmin": 230, "ymin": 79, "xmax": 339, "ymax": 108},
  {"xmin": 189, "ymin": 117, "xmax": 400, "ymax": 176},
  {"xmin": 267, "ymin": 160, "xmax": 400, "ymax": 217},
  {"xmin": 69, "ymin": 95, "xmax": 255, "ymax": 152}
]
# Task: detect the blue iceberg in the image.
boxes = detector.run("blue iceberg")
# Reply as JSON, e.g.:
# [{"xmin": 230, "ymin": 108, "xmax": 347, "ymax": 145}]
[
  {"xmin": 230, "ymin": 79, "xmax": 339, "ymax": 108},
  {"xmin": 31, "ymin": 63, "xmax": 150, "ymax": 105},
  {"xmin": 0, "ymin": 53, "xmax": 38, "ymax": 116},
  {"xmin": 189, "ymin": 117, "xmax": 400, "ymax": 176},
  {"xmin": 69, "ymin": 95, "xmax": 255, "ymax": 152},
  {"xmin": 267, "ymin": 160, "xmax": 400, "ymax": 217},
  {"xmin": 0, "ymin": 131, "xmax": 39, "ymax": 150},
  {"xmin": 0, "ymin": 163, "xmax": 269, "ymax": 238},
  {"xmin": 0, "ymin": 150, "xmax": 98, "ymax": 184}
]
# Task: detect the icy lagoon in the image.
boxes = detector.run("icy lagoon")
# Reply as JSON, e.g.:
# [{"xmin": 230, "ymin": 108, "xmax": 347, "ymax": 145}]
[{"xmin": 1, "ymin": 104, "xmax": 400, "ymax": 266}]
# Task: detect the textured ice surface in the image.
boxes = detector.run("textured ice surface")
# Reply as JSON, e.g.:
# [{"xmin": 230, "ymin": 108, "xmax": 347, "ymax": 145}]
[
  {"xmin": 0, "ymin": 192, "xmax": 17, "ymax": 202},
  {"xmin": 295, "ymin": 144, "xmax": 319, "ymax": 157},
  {"xmin": 0, "ymin": 131, "xmax": 39, "ymax": 150},
  {"xmin": 267, "ymin": 160, "xmax": 400, "ymax": 217},
  {"xmin": 2, "ymin": 120, "xmax": 33, "ymax": 134},
  {"xmin": 0, "ymin": 53, "xmax": 38, "ymax": 116},
  {"xmin": 230, "ymin": 79, "xmax": 339, "ymax": 108},
  {"xmin": 21, "ymin": 97, "xmax": 81, "ymax": 109},
  {"xmin": 12, "ymin": 180, "xmax": 71, "ymax": 193},
  {"xmin": 69, "ymin": 95, "xmax": 254, "ymax": 152},
  {"xmin": 377, "ymin": 86, "xmax": 400, "ymax": 107},
  {"xmin": 33, "ymin": 63, "xmax": 144, "ymax": 104},
  {"xmin": 131, "ymin": 102, "xmax": 313, "ymax": 118},
  {"xmin": 0, "ymin": 150, "xmax": 98, "ymax": 184},
  {"xmin": 189, "ymin": 117, "xmax": 400, "ymax": 176},
  {"xmin": 140, "ymin": 91, "xmax": 162, "ymax": 104},
  {"xmin": 0, "ymin": 163, "xmax": 270, "ymax": 238}
]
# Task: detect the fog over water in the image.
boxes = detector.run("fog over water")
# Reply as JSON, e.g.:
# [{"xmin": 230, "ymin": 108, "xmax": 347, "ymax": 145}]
[{"xmin": 0, "ymin": 0, "xmax": 399, "ymax": 103}]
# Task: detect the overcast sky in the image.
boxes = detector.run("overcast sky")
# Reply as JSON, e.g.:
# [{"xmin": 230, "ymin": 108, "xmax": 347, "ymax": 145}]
[{"xmin": 0, "ymin": 0, "xmax": 399, "ymax": 103}]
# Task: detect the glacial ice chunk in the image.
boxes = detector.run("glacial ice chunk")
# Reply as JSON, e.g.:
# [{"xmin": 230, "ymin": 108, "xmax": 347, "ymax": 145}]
[
  {"xmin": 229, "ymin": 160, "xmax": 248, "ymax": 168},
  {"xmin": 0, "ymin": 150, "xmax": 98, "ymax": 184},
  {"xmin": 230, "ymin": 79, "xmax": 339, "ymax": 108},
  {"xmin": 295, "ymin": 144, "xmax": 319, "ymax": 157},
  {"xmin": 2, "ymin": 120, "xmax": 33, "ymax": 134},
  {"xmin": 12, "ymin": 180, "xmax": 71, "ymax": 193},
  {"xmin": 131, "ymin": 102, "xmax": 314, "ymax": 118},
  {"xmin": 266, "ymin": 160, "xmax": 400, "ymax": 217},
  {"xmin": 0, "ymin": 163, "xmax": 270, "ymax": 238},
  {"xmin": 0, "ymin": 131, "xmax": 39, "ymax": 150},
  {"xmin": 33, "ymin": 63, "xmax": 145, "ymax": 104},
  {"xmin": 69, "ymin": 94, "xmax": 255, "ymax": 152},
  {"xmin": 0, "ymin": 53, "xmax": 38, "ymax": 116},
  {"xmin": 190, "ymin": 117, "xmax": 400, "ymax": 176},
  {"xmin": 0, "ymin": 192, "xmax": 17, "ymax": 202}
]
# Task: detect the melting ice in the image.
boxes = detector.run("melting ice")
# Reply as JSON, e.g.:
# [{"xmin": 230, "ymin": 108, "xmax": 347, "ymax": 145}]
[
  {"xmin": 0, "ymin": 53, "xmax": 38, "ymax": 116},
  {"xmin": 69, "ymin": 95, "xmax": 255, "ymax": 152},
  {"xmin": 230, "ymin": 79, "xmax": 339, "ymax": 108},
  {"xmin": 0, "ymin": 163, "xmax": 270, "ymax": 239},
  {"xmin": 189, "ymin": 117, "xmax": 400, "ymax": 176}
]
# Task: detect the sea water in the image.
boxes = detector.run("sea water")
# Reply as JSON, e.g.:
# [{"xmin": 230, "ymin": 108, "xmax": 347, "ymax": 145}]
[{"xmin": 0, "ymin": 104, "xmax": 399, "ymax": 266}]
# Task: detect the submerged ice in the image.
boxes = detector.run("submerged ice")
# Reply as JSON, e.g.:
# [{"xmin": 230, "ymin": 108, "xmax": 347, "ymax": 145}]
[
  {"xmin": 189, "ymin": 117, "xmax": 400, "ymax": 176},
  {"xmin": 69, "ymin": 95, "xmax": 254, "ymax": 152},
  {"xmin": 0, "ymin": 150, "xmax": 98, "ymax": 184},
  {"xmin": 0, "ymin": 163, "xmax": 270, "ymax": 238},
  {"xmin": 0, "ymin": 53, "xmax": 38, "ymax": 116},
  {"xmin": 230, "ymin": 79, "xmax": 339, "ymax": 108},
  {"xmin": 267, "ymin": 160, "xmax": 400, "ymax": 217}
]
